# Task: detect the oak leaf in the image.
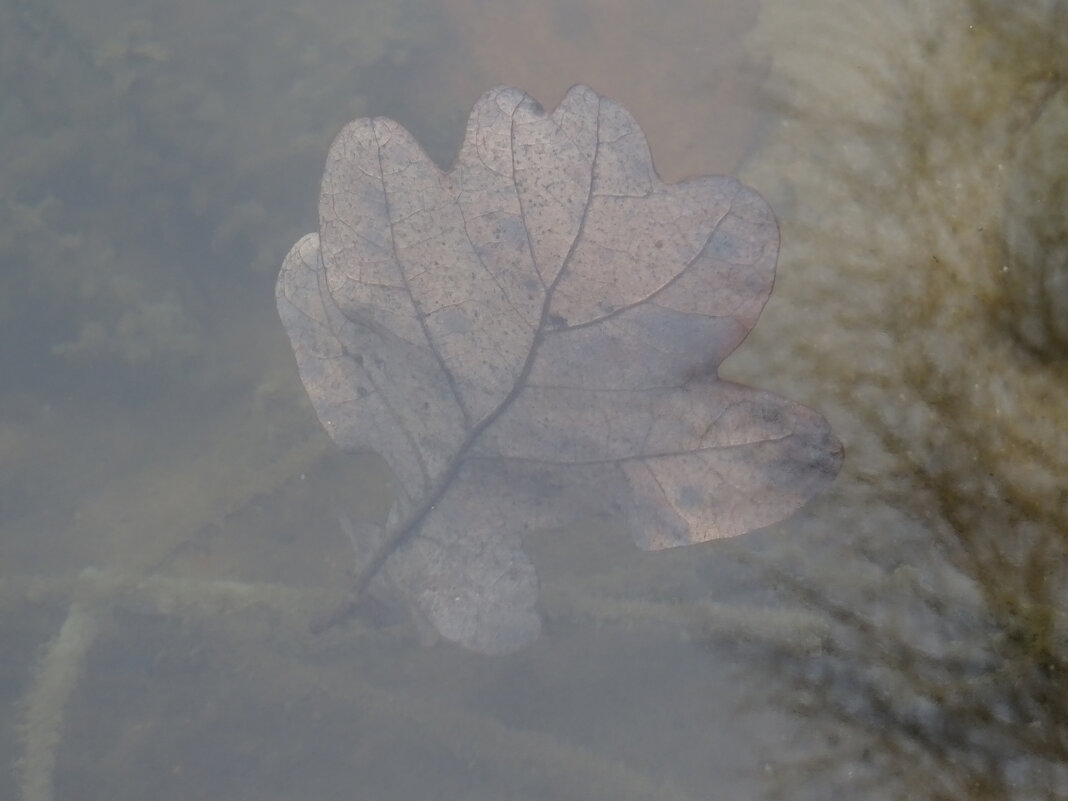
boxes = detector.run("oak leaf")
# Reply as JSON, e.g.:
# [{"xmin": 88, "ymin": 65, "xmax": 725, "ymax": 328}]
[{"xmin": 277, "ymin": 85, "xmax": 842, "ymax": 654}]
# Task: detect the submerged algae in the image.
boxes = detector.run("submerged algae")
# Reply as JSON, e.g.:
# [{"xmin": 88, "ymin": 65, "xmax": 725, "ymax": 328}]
[
  {"xmin": 0, "ymin": 0, "xmax": 418, "ymax": 384},
  {"xmin": 1002, "ymin": 85, "xmax": 1068, "ymax": 359},
  {"xmin": 714, "ymin": 0, "xmax": 1068, "ymax": 798}
]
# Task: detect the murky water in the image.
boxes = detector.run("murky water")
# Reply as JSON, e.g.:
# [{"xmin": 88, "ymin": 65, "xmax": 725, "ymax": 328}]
[{"xmin": 1, "ymin": 0, "xmax": 1064, "ymax": 799}]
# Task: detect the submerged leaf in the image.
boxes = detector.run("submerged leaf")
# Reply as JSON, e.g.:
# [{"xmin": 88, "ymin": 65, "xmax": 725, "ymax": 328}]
[{"xmin": 277, "ymin": 85, "xmax": 843, "ymax": 654}]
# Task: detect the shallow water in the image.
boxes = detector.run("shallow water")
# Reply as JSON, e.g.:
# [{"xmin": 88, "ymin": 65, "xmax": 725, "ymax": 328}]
[{"xmin": 1, "ymin": 0, "xmax": 1065, "ymax": 799}]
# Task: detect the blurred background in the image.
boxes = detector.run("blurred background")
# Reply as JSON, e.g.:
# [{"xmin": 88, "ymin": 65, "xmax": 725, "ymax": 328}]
[{"xmin": 1, "ymin": 0, "xmax": 1065, "ymax": 799}]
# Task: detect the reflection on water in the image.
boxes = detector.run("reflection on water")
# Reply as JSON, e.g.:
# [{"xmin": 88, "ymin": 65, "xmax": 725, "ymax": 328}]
[
  {"xmin": 715, "ymin": 0, "xmax": 1068, "ymax": 798},
  {"xmin": 1, "ymin": 0, "xmax": 1065, "ymax": 798}
]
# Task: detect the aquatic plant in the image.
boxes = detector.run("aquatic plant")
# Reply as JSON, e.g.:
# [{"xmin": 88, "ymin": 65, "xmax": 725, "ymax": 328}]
[{"xmin": 704, "ymin": 0, "xmax": 1068, "ymax": 798}]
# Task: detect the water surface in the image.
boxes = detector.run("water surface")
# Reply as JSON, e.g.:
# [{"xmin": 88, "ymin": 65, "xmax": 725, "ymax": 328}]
[{"xmin": 1, "ymin": 0, "xmax": 1064, "ymax": 799}]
